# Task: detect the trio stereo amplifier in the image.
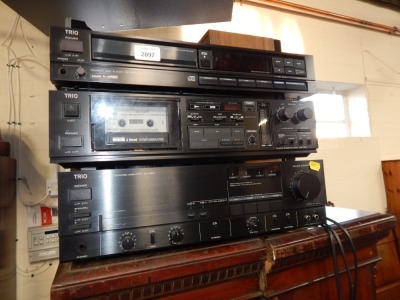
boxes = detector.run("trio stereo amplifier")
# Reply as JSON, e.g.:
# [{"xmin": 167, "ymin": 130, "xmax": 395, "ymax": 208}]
[{"xmin": 58, "ymin": 160, "xmax": 327, "ymax": 262}]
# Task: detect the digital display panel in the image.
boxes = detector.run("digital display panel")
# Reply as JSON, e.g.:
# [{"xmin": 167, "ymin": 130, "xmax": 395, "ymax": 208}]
[
  {"xmin": 223, "ymin": 103, "xmax": 242, "ymax": 111},
  {"xmin": 227, "ymin": 165, "xmax": 282, "ymax": 202},
  {"xmin": 213, "ymin": 49, "xmax": 271, "ymax": 74}
]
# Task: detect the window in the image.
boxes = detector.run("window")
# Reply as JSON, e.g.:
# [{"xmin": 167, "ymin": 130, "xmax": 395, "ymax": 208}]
[{"xmin": 301, "ymin": 87, "xmax": 371, "ymax": 138}]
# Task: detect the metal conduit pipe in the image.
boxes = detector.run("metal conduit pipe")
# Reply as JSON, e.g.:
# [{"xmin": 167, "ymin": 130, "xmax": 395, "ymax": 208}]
[{"xmin": 238, "ymin": 0, "xmax": 400, "ymax": 35}]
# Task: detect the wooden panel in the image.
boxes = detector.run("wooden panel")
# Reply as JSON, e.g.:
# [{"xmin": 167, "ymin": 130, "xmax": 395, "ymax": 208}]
[
  {"xmin": 377, "ymin": 160, "xmax": 400, "ymax": 299},
  {"xmin": 263, "ymin": 245, "xmax": 379, "ymax": 300},
  {"xmin": 376, "ymin": 230, "xmax": 400, "ymax": 287},
  {"xmin": 199, "ymin": 29, "xmax": 279, "ymax": 51},
  {"xmin": 51, "ymin": 238, "xmax": 265, "ymax": 300},
  {"xmin": 0, "ymin": 155, "xmax": 17, "ymax": 300},
  {"xmin": 382, "ymin": 160, "xmax": 400, "ymax": 217}
]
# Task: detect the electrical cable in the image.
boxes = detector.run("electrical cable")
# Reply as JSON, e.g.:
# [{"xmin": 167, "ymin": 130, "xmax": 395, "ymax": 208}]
[
  {"xmin": 324, "ymin": 223, "xmax": 355, "ymax": 300},
  {"xmin": 323, "ymin": 223, "xmax": 344, "ymax": 300},
  {"xmin": 0, "ymin": 14, "xmax": 20, "ymax": 46},
  {"xmin": 19, "ymin": 18, "xmax": 37, "ymax": 57},
  {"xmin": 2, "ymin": 13, "xmax": 57, "ymax": 285},
  {"xmin": 2, "ymin": 15, "xmax": 52, "ymax": 208},
  {"xmin": 17, "ymin": 260, "xmax": 55, "ymax": 277},
  {"xmin": 327, "ymin": 217, "xmax": 358, "ymax": 300},
  {"xmin": 21, "ymin": 192, "xmax": 50, "ymax": 207}
]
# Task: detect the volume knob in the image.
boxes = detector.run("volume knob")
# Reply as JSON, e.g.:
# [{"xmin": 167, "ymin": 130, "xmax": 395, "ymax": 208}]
[
  {"xmin": 291, "ymin": 172, "xmax": 321, "ymax": 201},
  {"xmin": 296, "ymin": 107, "xmax": 314, "ymax": 121},
  {"xmin": 169, "ymin": 226, "xmax": 184, "ymax": 245},
  {"xmin": 247, "ymin": 216, "xmax": 262, "ymax": 232},
  {"xmin": 277, "ymin": 107, "xmax": 295, "ymax": 121},
  {"xmin": 120, "ymin": 233, "xmax": 136, "ymax": 251}
]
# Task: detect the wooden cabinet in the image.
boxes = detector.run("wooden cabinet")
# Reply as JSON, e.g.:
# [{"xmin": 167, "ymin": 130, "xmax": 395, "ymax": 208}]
[
  {"xmin": 0, "ymin": 147, "xmax": 17, "ymax": 299},
  {"xmin": 377, "ymin": 160, "xmax": 400, "ymax": 300},
  {"xmin": 51, "ymin": 207, "xmax": 395, "ymax": 300}
]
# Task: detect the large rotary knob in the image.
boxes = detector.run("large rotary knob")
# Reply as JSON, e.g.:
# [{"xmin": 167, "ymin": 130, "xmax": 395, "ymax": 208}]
[
  {"xmin": 296, "ymin": 107, "xmax": 314, "ymax": 121},
  {"xmin": 120, "ymin": 233, "xmax": 136, "ymax": 251},
  {"xmin": 168, "ymin": 226, "xmax": 184, "ymax": 245},
  {"xmin": 290, "ymin": 172, "xmax": 322, "ymax": 201},
  {"xmin": 277, "ymin": 107, "xmax": 295, "ymax": 121},
  {"xmin": 246, "ymin": 216, "xmax": 262, "ymax": 232}
]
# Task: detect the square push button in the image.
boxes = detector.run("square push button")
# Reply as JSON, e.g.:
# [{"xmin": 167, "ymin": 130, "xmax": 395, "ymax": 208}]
[
  {"xmin": 69, "ymin": 188, "xmax": 92, "ymax": 201},
  {"xmin": 60, "ymin": 136, "xmax": 82, "ymax": 148},
  {"xmin": 63, "ymin": 103, "xmax": 80, "ymax": 118},
  {"xmin": 284, "ymin": 58, "xmax": 294, "ymax": 67},
  {"xmin": 60, "ymin": 39, "xmax": 84, "ymax": 53},
  {"xmin": 272, "ymin": 57, "xmax": 284, "ymax": 67},
  {"xmin": 199, "ymin": 76, "xmax": 219, "ymax": 85},
  {"xmin": 294, "ymin": 59, "xmax": 305, "ymax": 69}
]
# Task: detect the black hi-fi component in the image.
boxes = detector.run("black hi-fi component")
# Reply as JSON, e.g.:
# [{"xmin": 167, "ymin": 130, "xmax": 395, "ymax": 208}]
[
  {"xmin": 57, "ymin": 160, "xmax": 327, "ymax": 262},
  {"xmin": 49, "ymin": 90, "xmax": 318, "ymax": 167},
  {"xmin": 49, "ymin": 27, "xmax": 315, "ymax": 95}
]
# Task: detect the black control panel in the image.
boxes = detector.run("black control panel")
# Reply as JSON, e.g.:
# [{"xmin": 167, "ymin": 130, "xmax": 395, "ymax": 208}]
[
  {"xmin": 58, "ymin": 160, "xmax": 327, "ymax": 261},
  {"xmin": 49, "ymin": 91, "xmax": 318, "ymax": 167},
  {"xmin": 50, "ymin": 27, "xmax": 315, "ymax": 95}
]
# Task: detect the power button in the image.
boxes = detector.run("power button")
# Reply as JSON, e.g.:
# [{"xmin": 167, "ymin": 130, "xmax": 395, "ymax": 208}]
[{"xmin": 63, "ymin": 103, "xmax": 80, "ymax": 118}]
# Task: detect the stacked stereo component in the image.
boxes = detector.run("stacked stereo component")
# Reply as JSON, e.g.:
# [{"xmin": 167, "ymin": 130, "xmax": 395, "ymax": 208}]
[{"xmin": 49, "ymin": 27, "xmax": 327, "ymax": 262}]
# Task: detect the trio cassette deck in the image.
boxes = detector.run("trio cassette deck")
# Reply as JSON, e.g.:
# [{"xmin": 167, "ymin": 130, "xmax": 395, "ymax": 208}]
[{"xmin": 50, "ymin": 90, "xmax": 317, "ymax": 167}]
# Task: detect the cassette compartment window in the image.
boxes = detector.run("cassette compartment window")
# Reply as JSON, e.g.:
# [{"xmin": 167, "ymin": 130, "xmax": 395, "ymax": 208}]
[{"xmin": 90, "ymin": 94, "xmax": 180, "ymax": 151}]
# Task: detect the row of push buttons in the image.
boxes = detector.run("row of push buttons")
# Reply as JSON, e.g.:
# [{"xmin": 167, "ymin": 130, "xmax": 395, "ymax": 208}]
[
  {"xmin": 230, "ymin": 200, "xmax": 283, "ymax": 216},
  {"xmin": 189, "ymin": 127, "xmax": 244, "ymax": 138},
  {"xmin": 33, "ymin": 234, "xmax": 59, "ymax": 247},
  {"xmin": 198, "ymin": 76, "xmax": 307, "ymax": 91}
]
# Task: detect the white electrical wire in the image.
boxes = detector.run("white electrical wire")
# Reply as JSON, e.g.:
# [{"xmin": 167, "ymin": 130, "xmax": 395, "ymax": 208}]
[
  {"xmin": 0, "ymin": 14, "xmax": 20, "ymax": 46},
  {"xmin": 2, "ymin": 13, "xmax": 57, "ymax": 283},
  {"xmin": 2, "ymin": 14, "xmax": 52, "ymax": 208},
  {"xmin": 17, "ymin": 261, "xmax": 55, "ymax": 277},
  {"xmin": 19, "ymin": 18, "xmax": 37, "ymax": 57},
  {"xmin": 18, "ymin": 191, "xmax": 50, "ymax": 207},
  {"xmin": 3, "ymin": 14, "xmax": 19, "ymax": 145}
]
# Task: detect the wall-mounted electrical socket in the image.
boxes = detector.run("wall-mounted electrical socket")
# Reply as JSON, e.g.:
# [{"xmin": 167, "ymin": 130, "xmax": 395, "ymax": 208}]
[{"xmin": 46, "ymin": 179, "xmax": 58, "ymax": 197}]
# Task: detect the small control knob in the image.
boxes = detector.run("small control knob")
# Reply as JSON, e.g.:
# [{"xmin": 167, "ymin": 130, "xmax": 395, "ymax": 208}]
[
  {"xmin": 248, "ymin": 135, "xmax": 256, "ymax": 145},
  {"xmin": 120, "ymin": 233, "xmax": 136, "ymax": 251},
  {"xmin": 246, "ymin": 216, "xmax": 262, "ymax": 232},
  {"xmin": 290, "ymin": 172, "xmax": 322, "ymax": 201},
  {"xmin": 76, "ymin": 66, "xmax": 86, "ymax": 77},
  {"xmin": 118, "ymin": 119, "xmax": 126, "ymax": 127},
  {"xmin": 277, "ymin": 107, "xmax": 295, "ymax": 121},
  {"xmin": 147, "ymin": 119, "xmax": 154, "ymax": 127},
  {"xmin": 169, "ymin": 226, "xmax": 184, "ymax": 244},
  {"xmin": 296, "ymin": 107, "xmax": 314, "ymax": 121}
]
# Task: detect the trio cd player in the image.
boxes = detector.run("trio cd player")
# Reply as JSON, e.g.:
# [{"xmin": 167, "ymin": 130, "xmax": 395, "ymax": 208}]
[
  {"xmin": 50, "ymin": 27, "xmax": 315, "ymax": 95},
  {"xmin": 49, "ymin": 90, "xmax": 318, "ymax": 166},
  {"xmin": 58, "ymin": 159, "xmax": 327, "ymax": 262}
]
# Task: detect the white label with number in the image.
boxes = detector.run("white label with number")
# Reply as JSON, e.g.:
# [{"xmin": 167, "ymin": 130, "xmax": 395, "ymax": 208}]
[{"xmin": 134, "ymin": 45, "xmax": 161, "ymax": 61}]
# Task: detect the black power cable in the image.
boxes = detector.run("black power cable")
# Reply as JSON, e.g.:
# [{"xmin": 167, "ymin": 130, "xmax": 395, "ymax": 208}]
[
  {"xmin": 323, "ymin": 223, "xmax": 344, "ymax": 300},
  {"xmin": 323, "ymin": 218, "xmax": 359, "ymax": 300},
  {"xmin": 327, "ymin": 217, "xmax": 358, "ymax": 300}
]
